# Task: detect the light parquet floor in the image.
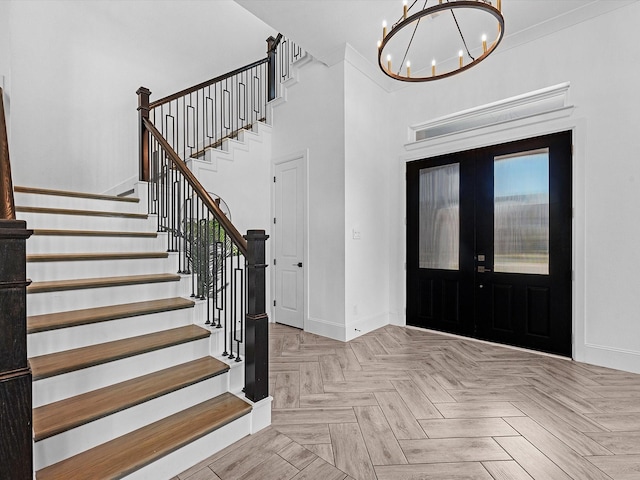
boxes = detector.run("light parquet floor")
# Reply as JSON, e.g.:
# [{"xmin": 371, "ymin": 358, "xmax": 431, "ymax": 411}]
[{"xmin": 178, "ymin": 323, "xmax": 640, "ymax": 480}]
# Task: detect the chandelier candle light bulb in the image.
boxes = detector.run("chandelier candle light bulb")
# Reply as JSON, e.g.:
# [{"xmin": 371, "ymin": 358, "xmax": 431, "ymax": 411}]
[
  {"xmin": 482, "ymin": 34, "xmax": 487, "ymax": 53},
  {"xmin": 459, "ymin": 50, "xmax": 464, "ymax": 68},
  {"xmin": 407, "ymin": 61, "xmax": 411, "ymax": 77},
  {"xmin": 432, "ymin": 59, "xmax": 436, "ymax": 77},
  {"xmin": 403, "ymin": 0, "xmax": 408, "ymax": 19},
  {"xmin": 387, "ymin": 54, "xmax": 392, "ymax": 71},
  {"xmin": 382, "ymin": 20, "xmax": 387, "ymax": 38}
]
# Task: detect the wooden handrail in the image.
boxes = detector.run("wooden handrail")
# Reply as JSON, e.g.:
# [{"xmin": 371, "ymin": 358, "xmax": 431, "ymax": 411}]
[
  {"xmin": 142, "ymin": 117, "xmax": 248, "ymax": 256},
  {"xmin": 149, "ymin": 57, "xmax": 269, "ymax": 109},
  {"xmin": 0, "ymin": 87, "xmax": 16, "ymax": 220}
]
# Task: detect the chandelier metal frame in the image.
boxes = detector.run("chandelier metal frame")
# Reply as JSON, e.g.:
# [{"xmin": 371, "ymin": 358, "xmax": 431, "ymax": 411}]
[{"xmin": 378, "ymin": 0, "xmax": 505, "ymax": 82}]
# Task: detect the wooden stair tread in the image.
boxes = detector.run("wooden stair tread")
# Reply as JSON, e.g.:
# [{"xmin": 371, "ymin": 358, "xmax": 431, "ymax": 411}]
[
  {"xmin": 27, "ymin": 251, "xmax": 169, "ymax": 262},
  {"xmin": 36, "ymin": 392, "xmax": 251, "ymax": 480},
  {"xmin": 16, "ymin": 206, "xmax": 147, "ymax": 219},
  {"xmin": 30, "ymin": 325, "xmax": 210, "ymax": 380},
  {"xmin": 28, "ymin": 273, "xmax": 181, "ymax": 294},
  {"xmin": 28, "ymin": 297, "xmax": 194, "ymax": 333},
  {"xmin": 33, "ymin": 357, "xmax": 229, "ymax": 441},
  {"xmin": 32, "ymin": 229, "xmax": 157, "ymax": 238},
  {"xmin": 14, "ymin": 186, "xmax": 139, "ymax": 203}
]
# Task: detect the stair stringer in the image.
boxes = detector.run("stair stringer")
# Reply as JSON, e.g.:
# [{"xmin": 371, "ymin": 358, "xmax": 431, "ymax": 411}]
[
  {"xmin": 186, "ymin": 122, "xmax": 272, "ymax": 236},
  {"xmin": 267, "ymin": 49, "xmax": 313, "ymax": 115}
]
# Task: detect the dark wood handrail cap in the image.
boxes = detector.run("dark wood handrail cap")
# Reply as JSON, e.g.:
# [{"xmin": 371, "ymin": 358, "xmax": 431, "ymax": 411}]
[
  {"xmin": 244, "ymin": 230, "xmax": 269, "ymax": 241},
  {"xmin": 0, "ymin": 219, "xmax": 33, "ymax": 239}
]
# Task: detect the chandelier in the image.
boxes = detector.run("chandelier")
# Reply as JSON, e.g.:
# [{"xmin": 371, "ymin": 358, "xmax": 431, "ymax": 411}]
[{"xmin": 378, "ymin": 0, "xmax": 505, "ymax": 82}]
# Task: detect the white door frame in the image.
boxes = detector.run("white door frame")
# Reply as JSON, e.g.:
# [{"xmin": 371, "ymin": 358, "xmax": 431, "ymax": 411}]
[
  {"xmin": 271, "ymin": 150, "xmax": 309, "ymax": 328},
  {"xmin": 400, "ymin": 84, "xmax": 586, "ymax": 363}
]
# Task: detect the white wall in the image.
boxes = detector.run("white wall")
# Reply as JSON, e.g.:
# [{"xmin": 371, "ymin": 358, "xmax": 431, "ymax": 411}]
[
  {"xmin": 269, "ymin": 46, "xmax": 394, "ymax": 342},
  {"xmin": 343, "ymin": 50, "xmax": 394, "ymax": 340},
  {"xmin": 0, "ymin": 0, "xmax": 10, "ymax": 134},
  {"xmin": 189, "ymin": 127, "xmax": 272, "ymax": 237},
  {"xmin": 6, "ymin": 0, "xmax": 273, "ymax": 193},
  {"xmin": 389, "ymin": 2, "xmax": 640, "ymax": 373},
  {"xmin": 271, "ymin": 57, "xmax": 346, "ymax": 340}
]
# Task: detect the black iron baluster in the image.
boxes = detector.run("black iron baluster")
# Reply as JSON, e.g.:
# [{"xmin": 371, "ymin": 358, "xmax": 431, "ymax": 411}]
[
  {"xmin": 222, "ymin": 228, "xmax": 229, "ymax": 357},
  {"xmin": 215, "ymin": 219, "xmax": 222, "ymax": 329},
  {"xmin": 189, "ymin": 195, "xmax": 196, "ymax": 298}
]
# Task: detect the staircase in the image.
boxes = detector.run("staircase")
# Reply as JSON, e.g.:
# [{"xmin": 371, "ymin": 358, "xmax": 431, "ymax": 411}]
[
  {"xmin": 0, "ymin": 34, "xmax": 305, "ymax": 478},
  {"xmin": 15, "ymin": 186, "xmax": 261, "ymax": 479}
]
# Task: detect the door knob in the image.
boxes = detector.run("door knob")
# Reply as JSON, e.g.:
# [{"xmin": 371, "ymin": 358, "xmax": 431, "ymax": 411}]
[{"xmin": 293, "ymin": 262, "xmax": 303, "ymax": 267}]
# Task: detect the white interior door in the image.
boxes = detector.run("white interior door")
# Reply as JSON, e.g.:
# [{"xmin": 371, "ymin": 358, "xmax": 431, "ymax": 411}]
[{"xmin": 274, "ymin": 156, "xmax": 305, "ymax": 329}]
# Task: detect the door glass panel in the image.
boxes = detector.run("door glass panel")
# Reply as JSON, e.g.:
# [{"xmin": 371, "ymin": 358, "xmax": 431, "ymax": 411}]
[
  {"xmin": 494, "ymin": 149, "xmax": 549, "ymax": 274},
  {"xmin": 419, "ymin": 163, "xmax": 459, "ymax": 270}
]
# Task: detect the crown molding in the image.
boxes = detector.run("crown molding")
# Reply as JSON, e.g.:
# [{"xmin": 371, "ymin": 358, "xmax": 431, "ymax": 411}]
[{"xmin": 406, "ymin": 82, "xmax": 571, "ymax": 149}]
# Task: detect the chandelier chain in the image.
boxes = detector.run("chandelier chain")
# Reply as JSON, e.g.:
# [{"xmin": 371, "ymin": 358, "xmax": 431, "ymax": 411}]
[
  {"xmin": 398, "ymin": 0, "xmax": 427, "ymax": 75},
  {"xmin": 449, "ymin": 2, "xmax": 476, "ymax": 61}
]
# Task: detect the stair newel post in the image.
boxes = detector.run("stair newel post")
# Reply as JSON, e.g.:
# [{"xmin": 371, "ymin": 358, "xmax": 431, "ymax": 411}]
[
  {"xmin": 0, "ymin": 86, "xmax": 33, "ymax": 479},
  {"xmin": 244, "ymin": 229, "xmax": 269, "ymax": 402},
  {"xmin": 136, "ymin": 87, "xmax": 152, "ymax": 182},
  {"xmin": 266, "ymin": 36, "xmax": 277, "ymax": 102}
]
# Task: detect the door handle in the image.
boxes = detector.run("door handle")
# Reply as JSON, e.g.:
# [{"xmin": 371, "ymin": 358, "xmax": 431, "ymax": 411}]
[
  {"xmin": 477, "ymin": 266, "xmax": 491, "ymax": 273},
  {"xmin": 293, "ymin": 262, "xmax": 303, "ymax": 267}
]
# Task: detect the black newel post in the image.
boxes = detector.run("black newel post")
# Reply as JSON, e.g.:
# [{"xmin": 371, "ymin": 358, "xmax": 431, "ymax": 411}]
[
  {"xmin": 0, "ymin": 86, "xmax": 33, "ymax": 479},
  {"xmin": 136, "ymin": 87, "xmax": 151, "ymax": 182},
  {"xmin": 0, "ymin": 220, "xmax": 33, "ymax": 480},
  {"xmin": 244, "ymin": 229, "xmax": 269, "ymax": 403},
  {"xmin": 266, "ymin": 36, "xmax": 277, "ymax": 102}
]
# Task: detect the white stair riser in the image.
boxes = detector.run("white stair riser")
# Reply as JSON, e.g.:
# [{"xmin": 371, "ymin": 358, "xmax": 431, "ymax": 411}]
[
  {"xmin": 17, "ymin": 212, "xmax": 154, "ymax": 232},
  {"xmin": 33, "ymin": 338, "xmax": 210, "ymax": 407},
  {"xmin": 221, "ymin": 359, "xmax": 245, "ymax": 395},
  {"xmin": 34, "ymin": 374, "xmax": 229, "ymax": 470},
  {"xmin": 14, "ymin": 193, "xmax": 144, "ymax": 215},
  {"xmin": 124, "ymin": 411, "xmax": 252, "ymax": 480},
  {"xmin": 27, "ymin": 255, "xmax": 177, "ymax": 282},
  {"xmin": 27, "ymin": 234, "xmax": 166, "ymax": 254},
  {"xmin": 206, "ymin": 323, "xmax": 245, "ymax": 363},
  {"xmin": 28, "ymin": 308, "xmax": 194, "ymax": 357},
  {"xmin": 27, "ymin": 276, "xmax": 191, "ymax": 316},
  {"xmin": 27, "ymin": 255, "xmax": 176, "ymax": 282}
]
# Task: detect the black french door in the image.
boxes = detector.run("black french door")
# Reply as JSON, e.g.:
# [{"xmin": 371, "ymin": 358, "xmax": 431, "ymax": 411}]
[{"xmin": 407, "ymin": 131, "xmax": 572, "ymax": 356}]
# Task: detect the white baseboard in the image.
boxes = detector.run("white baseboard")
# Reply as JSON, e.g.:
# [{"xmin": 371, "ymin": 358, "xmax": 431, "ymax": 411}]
[
  {"xmin": 580, "ymin": 343, "xmax": 640, "ymax": 374},
  {"xmin": 305, "ymin": 313, "xmax": 391, "ymax": 342},
  {"xmin": 247, "ymin": 396, "xmax": 272, "ymax": 434},
  {"xmin": 305, "ymin": 317, "xmax": 346, "ymax": 342},
  {"xmin": 345, "ymin": 313, "xmax": 389, "ymax": 341}
]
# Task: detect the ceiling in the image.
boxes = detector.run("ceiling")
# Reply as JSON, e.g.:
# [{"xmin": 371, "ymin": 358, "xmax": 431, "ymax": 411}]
[{"xmin": 236, "ymin": 0, "xmax": 636, "ymax": 86}]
